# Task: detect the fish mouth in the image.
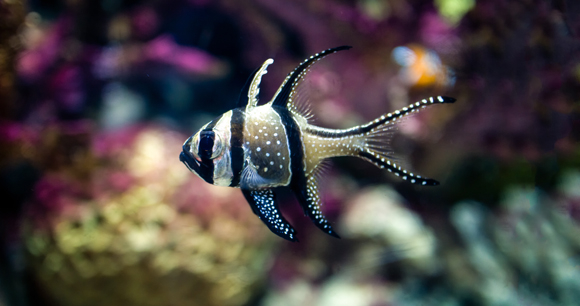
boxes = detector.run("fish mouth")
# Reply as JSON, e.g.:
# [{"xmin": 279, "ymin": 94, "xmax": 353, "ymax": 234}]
[
  {"xmin": 180, "ymin": 142, "xmax": 215, "ymax": 184},
  {"xmin": 180, "ymin": 143, "xmax": 200, "ymax": 173}
]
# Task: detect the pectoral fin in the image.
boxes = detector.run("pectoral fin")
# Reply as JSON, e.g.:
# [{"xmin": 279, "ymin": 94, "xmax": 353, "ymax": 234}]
[
  {"xmin": 242, "ymin": 188, "xmax": 298, "ymax": 242},
  {"xmin": 239, "ymin": 162, "xmax": 277, "ymax": 189}
]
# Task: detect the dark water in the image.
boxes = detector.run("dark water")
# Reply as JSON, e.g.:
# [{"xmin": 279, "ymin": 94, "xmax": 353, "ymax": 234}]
[{"xmin": 1, "ymin": 0, "xmax": 579, "ymax": 305}]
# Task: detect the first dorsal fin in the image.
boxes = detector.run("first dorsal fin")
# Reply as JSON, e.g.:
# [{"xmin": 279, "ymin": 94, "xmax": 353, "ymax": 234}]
[
  {"xmin": 270, "ymin": 46, "xmax": 352, "ymax": 108},
  {"xmin": 236, "ymin": 68, "xmax": 259, "ymax": 108},
  {"xmin": 236, "ymin": 58, "xmax": 274, "ymax": 109}
]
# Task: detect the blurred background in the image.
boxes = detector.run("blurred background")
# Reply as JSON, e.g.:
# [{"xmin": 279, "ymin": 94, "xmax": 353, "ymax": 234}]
[{"xmin": 1, "ymin": 0, "xmax": 580, "ymax": 305}]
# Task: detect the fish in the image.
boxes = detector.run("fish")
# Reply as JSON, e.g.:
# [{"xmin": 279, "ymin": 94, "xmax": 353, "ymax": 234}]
[
  {"xmin": 180, "ymin": 46, "xmax": 455, "ymax": 242},
  {"xmin": 391, "ymin": 44, "xmax": 455, "ymax": 88}
]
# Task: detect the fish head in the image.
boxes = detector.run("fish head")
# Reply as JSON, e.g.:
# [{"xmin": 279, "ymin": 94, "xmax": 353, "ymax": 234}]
[{"xmin": 180, "ymin": 112, "xmax": 233, "ymax": 186}]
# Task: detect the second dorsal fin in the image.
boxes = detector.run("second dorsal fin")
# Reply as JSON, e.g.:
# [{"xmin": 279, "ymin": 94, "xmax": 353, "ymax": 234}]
[{"xmin": 270, "ymin": 46, "xmax": 352, "ymax": 109}]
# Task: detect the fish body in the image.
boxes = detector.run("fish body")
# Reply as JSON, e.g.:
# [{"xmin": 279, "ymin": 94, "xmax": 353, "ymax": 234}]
[{"xmin": 180, "ymin": 46, "xmax": 455, "ymax": 241}]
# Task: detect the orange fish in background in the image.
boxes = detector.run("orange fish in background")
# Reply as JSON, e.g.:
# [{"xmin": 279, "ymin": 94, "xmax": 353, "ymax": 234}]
[{"xmin": 392, "ymin": 44, "xmax": 455, "ymax": 89}]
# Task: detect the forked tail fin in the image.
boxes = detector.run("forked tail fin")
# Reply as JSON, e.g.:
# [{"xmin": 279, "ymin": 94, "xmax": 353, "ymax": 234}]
[{"xmin": 358, "ymin": 96, "xmax": 455, "ymax": 186}]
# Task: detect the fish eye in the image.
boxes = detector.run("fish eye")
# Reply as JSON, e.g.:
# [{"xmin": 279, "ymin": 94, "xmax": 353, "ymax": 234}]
[
  {"xmin": 211, "ymin": 134, "xmax": 224, "ymax": 159},
  {"xmin": 197, "ymin": 131, "xmax": 223, "ymax": 160}
]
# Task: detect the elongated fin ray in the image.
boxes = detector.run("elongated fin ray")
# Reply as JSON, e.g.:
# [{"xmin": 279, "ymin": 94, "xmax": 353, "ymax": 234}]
[
  {"xmin": 359, "ymin": 150, "xmax": 439, "ymax": 186},
  {"xmin": 242, "ymin": 189, "xmax": 298, "ymax": 241},
  {"xmin": 309, "ymin": 96, "xmax": 456, "ymax": 138},
  {"xmin": 271, "ymin": 46, "xmax": 352, "ymax": 108},
  {"xmin": 358, "ymin": 96, "xmax": 456, "ymax": 134},
  {"xmin": 291, "ymin": 166, "xmax": 340, "ymax": 238}
]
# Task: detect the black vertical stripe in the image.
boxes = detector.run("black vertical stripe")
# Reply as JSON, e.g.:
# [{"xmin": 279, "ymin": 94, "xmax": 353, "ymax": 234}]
[
  {"xmin": 229, "ymin": 109, "xmax": 245, "ymax": 187},
  {"xmin": 197, "ymin": 158, "xmax": 215, "ymax": 184},
  {"xmin": 197, "ymin": 113, "xmax": 224, "ymax": 184},
  {"xmin": 272, "ymin": 106, "xmax": 304, "ymax": 188},
  {"xmin": 198, "ymin": 131, "xmax": 215, "ymax": 159},
  {"xmin": 181, "ymin": 136, "xmax": 213, "ymax": 184},
  {"xmin": 274, "ymin": 106, "xmax": 339, "ymax": 235}
]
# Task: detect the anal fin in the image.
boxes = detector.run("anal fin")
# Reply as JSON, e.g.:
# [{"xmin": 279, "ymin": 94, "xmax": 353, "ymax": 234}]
[{"xmin": 242, "ymin": 189, "xmax": 298, "ymax": 242}]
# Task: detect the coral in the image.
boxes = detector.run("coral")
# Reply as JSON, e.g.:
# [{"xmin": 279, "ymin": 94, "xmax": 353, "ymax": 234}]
[
  {"xmin": 340, "ymin": 186, "xmax": 438, "ymax": 275},
  {"xmin": 22, "ymin": 126, "xmax": 274, "ymax": 306},
  {"xmin": 440, "ymin": 184, "xmax": 580, "ymax": 305}
]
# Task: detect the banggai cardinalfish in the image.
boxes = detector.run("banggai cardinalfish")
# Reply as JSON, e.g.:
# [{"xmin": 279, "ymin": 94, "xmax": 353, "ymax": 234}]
[{"xmin": 180, "ymin": 46, "xmax": 455, "ymax": 241}]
